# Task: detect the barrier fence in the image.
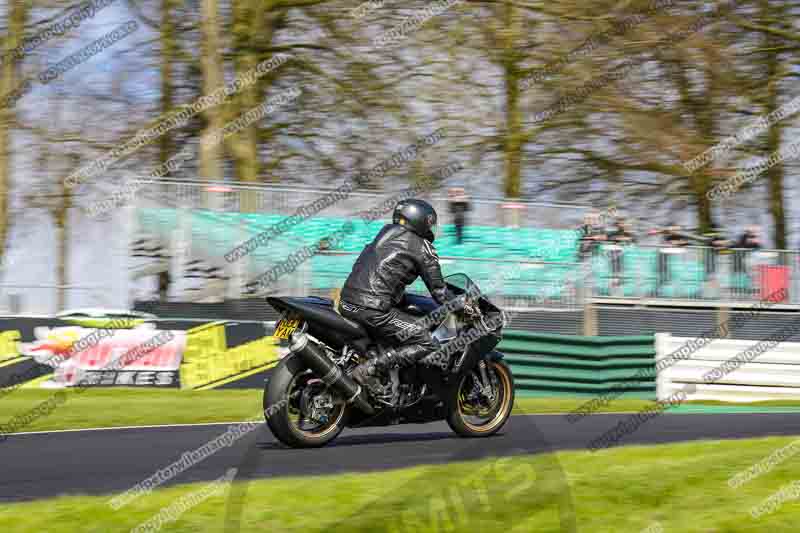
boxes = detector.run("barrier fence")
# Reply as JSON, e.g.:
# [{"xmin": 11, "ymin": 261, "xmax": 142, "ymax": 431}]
[
  {"xmin": 0, "ymin": 317, "xmax": 280, "ymax": 392},
  {"xmin": 656, "ymin": 333, "xmax": 800, "ymax": 403},
  {"xmin": 131, "ymin": 181, "xmax": 799, "ymax": 309},
  {"xmin": 9, "ymin": 312, "xmax": 800, "ymax": 404},
  {"xmin": 498, "ymin": 331, "xmax": 656, "ymax": 398},
  {"xmin": 0, "ymin": 314, "xmax": 657, "ymax": 396},
  {"xmin": 136, "ymin": 179, "xmax": 591, "ymax": 229},
  {"xmin": 589, "ymin": 244, "xmax": 798, "ymax": 304}
]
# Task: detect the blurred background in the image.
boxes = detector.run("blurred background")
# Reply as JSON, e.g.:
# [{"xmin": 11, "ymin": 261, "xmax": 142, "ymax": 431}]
[{"xmin": 0, "ymin": 0, "xmax": 798, "ymax": 324}]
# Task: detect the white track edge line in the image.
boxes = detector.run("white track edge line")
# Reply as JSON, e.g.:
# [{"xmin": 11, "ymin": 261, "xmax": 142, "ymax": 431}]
[{"xmin": 2, "ymin": 420, "xmax": 261, "ymax": 437}]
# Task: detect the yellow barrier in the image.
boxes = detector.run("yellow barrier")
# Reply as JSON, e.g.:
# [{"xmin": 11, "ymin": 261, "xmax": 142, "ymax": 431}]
[
  {"xmin": 0, "ymin": 330, "xmax": 21, "ymax": 362},
  {"xmin": 180, "ymin": 322, "xmax": 279, "ymax": 389},
  {"xmin": 182, "ymin": 322, "xmax": 228, "ymax": 364}
]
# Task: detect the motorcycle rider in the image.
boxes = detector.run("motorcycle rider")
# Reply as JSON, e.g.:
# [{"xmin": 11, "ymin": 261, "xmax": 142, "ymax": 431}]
[{"xmin": 338, "ymin": 198, "xmax": 453, "ymax": 390}]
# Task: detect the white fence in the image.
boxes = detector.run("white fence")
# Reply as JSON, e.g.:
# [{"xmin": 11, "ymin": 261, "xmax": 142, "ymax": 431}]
[
  {"xmin": 137, "ymin": 179, "xmax": 591, "ymax": 229},
  {"xmin": 656, "ymin": 333, "xmax": 800, "ymax": 402}
]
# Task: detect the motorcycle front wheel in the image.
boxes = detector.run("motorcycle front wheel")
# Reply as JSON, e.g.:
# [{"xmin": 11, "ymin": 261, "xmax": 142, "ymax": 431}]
[
  {"xmin": 446, "ymin": 359, "xmax": 514, "ymax": 438},
  {"xmin": 264, "ymin": 355, "xmax": 348, "ymax": 448}
]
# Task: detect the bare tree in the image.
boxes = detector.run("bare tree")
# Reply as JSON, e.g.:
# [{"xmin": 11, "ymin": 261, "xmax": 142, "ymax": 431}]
[
  {"xmin": 159, "ymin": 0, "xmax": 178, "ymax": 168},
  {"xmin": 199, "ymin": 0, "xmax": 225, "ymax": 181},
  {"xmin": 0, "ymin": 0, "xmax": 28, "ymax": 272}
]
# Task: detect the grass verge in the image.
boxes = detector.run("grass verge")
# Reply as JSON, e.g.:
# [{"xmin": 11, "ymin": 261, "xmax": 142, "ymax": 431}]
[
  {"xmin": 0, "ymin": 388, "xmax": 675, "ymax": 434},
  {"xmin": 3, "ymin": 388, "xmax": 800, "ymax": 434},
  {"xmin": 1, "ymin": 436, "xmax": 798, "ymax": 532},
  {"xmin": 0, "ymin": 388, "xmax": 264, "ymax": 433}
]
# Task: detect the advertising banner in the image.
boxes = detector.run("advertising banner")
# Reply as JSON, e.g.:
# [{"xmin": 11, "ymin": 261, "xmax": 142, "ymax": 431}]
[{"xmin": 20, "ymin": 325, "xmax": 186, "ymax": 387}]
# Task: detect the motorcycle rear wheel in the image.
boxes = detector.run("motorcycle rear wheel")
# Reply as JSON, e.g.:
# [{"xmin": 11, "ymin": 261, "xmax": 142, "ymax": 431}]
[
  {"xmin": 446, "ymin": 359, "xmax": 514, "ymax": 438},
  {"xmin": 264, "ymin": 356, "xmax": 348, "ymax": 448}
]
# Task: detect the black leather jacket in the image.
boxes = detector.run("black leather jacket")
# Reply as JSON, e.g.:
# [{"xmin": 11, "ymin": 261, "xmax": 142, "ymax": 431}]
[{"xmin": 341, "ymin": 223, "xmax": 449, "ymax": 312}]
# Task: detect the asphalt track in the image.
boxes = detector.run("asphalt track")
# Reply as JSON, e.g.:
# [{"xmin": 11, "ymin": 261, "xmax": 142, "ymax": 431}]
[{"xmin": 3, "ymin": 412, "xmax": 800, "ymax": 503}]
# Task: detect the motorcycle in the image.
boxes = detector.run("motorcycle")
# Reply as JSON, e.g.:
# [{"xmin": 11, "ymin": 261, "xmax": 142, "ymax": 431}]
[{"xmin": 262, "ymin": 273, "xmax": 515, "ymax": 448}]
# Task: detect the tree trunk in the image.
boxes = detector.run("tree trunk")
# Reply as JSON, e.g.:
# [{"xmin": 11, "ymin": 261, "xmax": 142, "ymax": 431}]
[
  {"xmin": 764, "ymin": 76, "xmax": 786, "ymax": 249},
  {"xmin": 761, "ymin": 0, "xmax": 787, "ymax": 249},
  {"xmin": 248, "ymin": 6, "xmax": 286, "ymax": 186},
  {"xmin": 672, "ymin": 57, "xmax": 716, "ymax": 232},
  {"xmin": 501, "ymin": 1, "xmax": 523, "ymax": 199},
  {"xmin": 55, "ymin": 210, "xmax": 69, "ymax": 312},
  {"xmin": 199, "ymin": 0, "xmax": 225, "ymax": 181},
  {"xmin": 159, "ymin": 0, "xmax": 177, "ymax": 168},
  {"xmin": 230, "ymin": 0, "xmax": 266, "ymax": 212},
  {"xmin": 0, "ymin": 2, "xmax": 27, "ymax": 273},
  {"xmin": 230, "ymin": 0, "xmax": 261, "ymax": 185},
  {"xmin": 695, "ymin": 62, "xmax": 719, "ymax": 234}
]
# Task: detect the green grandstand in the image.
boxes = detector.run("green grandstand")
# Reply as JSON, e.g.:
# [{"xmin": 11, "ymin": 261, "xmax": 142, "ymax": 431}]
[{"xmin": 135, "ymin": 208, "xmax": 754, "ymax": 299}]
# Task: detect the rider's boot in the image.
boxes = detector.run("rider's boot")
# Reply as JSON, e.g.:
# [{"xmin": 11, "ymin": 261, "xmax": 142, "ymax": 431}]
[
  {"xmin": 391, "ymin": 344, "xmax": 431, "ymax": 367},
  {"xmin": 350, "ymin": 344, "xmax": 433, "ymax": 394},
  {"xmin": 350, "ymin": 348, "xmax": 397, "ymax": 394}
]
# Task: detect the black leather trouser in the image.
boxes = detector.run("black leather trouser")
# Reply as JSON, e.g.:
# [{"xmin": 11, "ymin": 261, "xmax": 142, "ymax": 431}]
[{"xmin": 339, "ymin": 301, "xmax": 438, "ymax": 367}]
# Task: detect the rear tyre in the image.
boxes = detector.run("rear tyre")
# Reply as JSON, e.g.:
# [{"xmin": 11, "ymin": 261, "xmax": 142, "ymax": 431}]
[
  {"xmin": 264, "ymin": 355, "xmax": 347, "ymax": 448},
  {"xmin": 446, "ymin": 359, "xmax": 514, "ymax": 438}
]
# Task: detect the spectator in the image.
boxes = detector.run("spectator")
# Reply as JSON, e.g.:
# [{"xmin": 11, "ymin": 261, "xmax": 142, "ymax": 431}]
[
  {"xmin": 577, "ymin": 210, "xmax": 607, "ymax": 259},
  {"xmin": 733, "ymin": 226, "xmax": 762, "ymax": 289},
  {"xmin": 735, "ymin": 225, "xmax": 762, "ymax": 250},
  {"xmin": 447, "ymin": 187, "xmax": 471, "ymax": 244},
  {"xmin": 699, "ymin": 223, "xmax": 730, "ymax": 295},
  {"xmin": 605, "ymin": 216, "xmax": 636, "ymax": 292},
  {"xmin": 658, "ymin": 224, "xmax": 690, "ymax": 247},
  {"xmin": 701, "ymin": 225, "xmax": 729, "ymax": 249},
  {"xmin": 607, "ymin": 217, "xmax": 636, "ymax": 244},
  {"xmin": 158, "ymin": 270, "xmax": 171, "ymax": 302},
  {"xmin": 648, "ymin": 224, "xmax": 689, "ymax": 292}
]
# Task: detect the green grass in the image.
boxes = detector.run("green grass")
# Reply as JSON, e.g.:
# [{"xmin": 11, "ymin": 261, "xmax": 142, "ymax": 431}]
[
  {"xmin": 0, "ymin": 388, "xmax": 681, "ymax": 434},
  {"xmin": 2, "ymin": 436, "xmax": 799, "ymax": 532},
  {"xmin": 4, "ymin": 388, "xmax": 800, "ymax": 434},
  {"xmin": 513, "ymin": 396, "xmax": 655, "ymax": 415},
  {"xmin": 0, "ymin": 388, "xmax": 264, "ymax": 433}
]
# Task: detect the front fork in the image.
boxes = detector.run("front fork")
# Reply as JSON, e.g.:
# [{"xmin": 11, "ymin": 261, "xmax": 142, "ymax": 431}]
[{"xmin": 476, "ymin": 360, "xmax": 495, "ymax": 401}]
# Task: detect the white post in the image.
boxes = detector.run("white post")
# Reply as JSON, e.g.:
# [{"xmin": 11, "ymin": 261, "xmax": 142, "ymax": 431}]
[
  {"xmin": 230, "ymin": 216, "xmax": 246, "ymax": 300},
  {"xmin": 174, "ymin": 199, "xmax": 192, "ymax": 298},
  {"xmin": 654, "ymin": 333, "xmax": 670, "ymax": 402},
  {"xmin": 123, "ymin": 196, "xmax": 137, "ymax": 310}
]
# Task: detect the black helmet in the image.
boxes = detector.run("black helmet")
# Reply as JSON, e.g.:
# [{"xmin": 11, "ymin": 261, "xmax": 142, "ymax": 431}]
[{"xmin": 393, "ymin": 199, "xmax": 438, "ymax": 242}]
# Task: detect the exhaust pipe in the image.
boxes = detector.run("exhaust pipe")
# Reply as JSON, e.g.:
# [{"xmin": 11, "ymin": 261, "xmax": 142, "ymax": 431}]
[{"xmin": 289, "ymin": 332, "xmax": 375, "ymax": 415}]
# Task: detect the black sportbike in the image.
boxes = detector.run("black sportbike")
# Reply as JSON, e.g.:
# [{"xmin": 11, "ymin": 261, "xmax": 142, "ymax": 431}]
[{"xmin": 263, "ymin": 274, "xmax": 514, "ymax": 448}]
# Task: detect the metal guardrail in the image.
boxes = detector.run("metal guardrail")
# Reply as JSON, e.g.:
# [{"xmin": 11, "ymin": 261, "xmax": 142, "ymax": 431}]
[
  {"xmin": 587, "ymin": 244, "xmax": 798, "ymax": 305},
  {"xmin": 136, "ymin": 179, "xmax": 591, "ymax": 229},
  {"xmin": 313, "ymin": 251, "xmax": 586, "ymax": 311},
  {"xmin": 243, "ymin": 244, "xmax": 798, "ymax": 308}
]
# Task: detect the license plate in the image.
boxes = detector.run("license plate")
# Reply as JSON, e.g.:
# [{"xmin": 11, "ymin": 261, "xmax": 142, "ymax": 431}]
[{"xmin": 274, "ymin": 318, "xmax": 301, "ymax": 340}]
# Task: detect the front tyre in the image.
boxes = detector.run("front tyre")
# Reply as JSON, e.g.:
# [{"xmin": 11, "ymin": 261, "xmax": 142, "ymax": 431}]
[
  {"xmin": 264, "ymin": 355, "xmax": 347, "ymax": 448},
  {"xmin": 446, "ymin": 359, "xmax": 514, "ymax": 438}
]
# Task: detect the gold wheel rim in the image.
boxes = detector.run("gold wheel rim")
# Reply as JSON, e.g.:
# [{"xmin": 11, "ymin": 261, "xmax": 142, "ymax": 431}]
[
  {"xmin": 295, "ymin": 404, "xmax": 344, "ymax": 439},
  {"xmin": 458, "ymin": 361, "xmax": 512, "ymax": 433},
  {"xmin": 287, "ymin": 374, "xmax": 346, "ymax": 439}
]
